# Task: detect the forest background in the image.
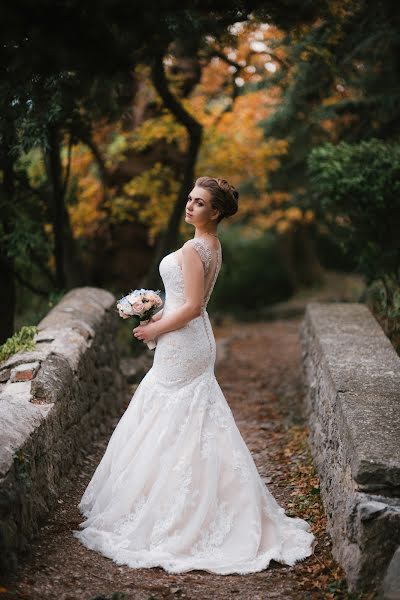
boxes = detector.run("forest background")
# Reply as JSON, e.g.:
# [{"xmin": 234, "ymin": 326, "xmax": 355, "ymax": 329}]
[{"xmin": 1, "ymin": 0, "xmax": 399, "ymax": 357}]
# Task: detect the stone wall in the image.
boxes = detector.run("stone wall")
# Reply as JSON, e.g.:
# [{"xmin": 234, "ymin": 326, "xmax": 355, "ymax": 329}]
[
  {"xmin": 0, "ymin": 287, "xmax": 129, "ymax": 576},
  {"xmin": 300, "ymin": 302, "xmax": 400, "ymax": 598}
]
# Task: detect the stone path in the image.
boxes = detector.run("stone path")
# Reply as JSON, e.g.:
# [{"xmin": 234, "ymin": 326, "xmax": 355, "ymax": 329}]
[{"xmin": 1, "ymin": 317, "xmax": 372, "ymax": 600}]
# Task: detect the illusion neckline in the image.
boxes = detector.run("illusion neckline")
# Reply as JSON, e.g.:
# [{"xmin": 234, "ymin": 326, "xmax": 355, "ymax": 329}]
[
  {"xmin": 172, "ymin": 238, "xmax": 222, "ymax": 272},
  {"xmin": 194, "ymin": 235, "xmax": 222, "ymax": 253}
]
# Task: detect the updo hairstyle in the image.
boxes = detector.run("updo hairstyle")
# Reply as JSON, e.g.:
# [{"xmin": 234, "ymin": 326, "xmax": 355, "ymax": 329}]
[{"xmin": 195, "ymin": 176, "xmax": 239, "ymax": 224}]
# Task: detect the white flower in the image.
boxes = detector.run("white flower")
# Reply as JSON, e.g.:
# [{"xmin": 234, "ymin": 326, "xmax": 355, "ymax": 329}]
[{"xmin": 117, "ymin": 298, "xmax": 135, "ymax": 316}]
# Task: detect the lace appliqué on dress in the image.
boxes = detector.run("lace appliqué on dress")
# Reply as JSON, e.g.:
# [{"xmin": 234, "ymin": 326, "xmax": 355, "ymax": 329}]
[
  {"xmin": 150, "ymin": 461, "xmax": 193, "ymax": 549},
  {"xmin": 232, "ymin": 449, "xmax": 253, "ymax": 484},
  {"xmin": 186, "ymin": 238, "xmax": 212, "ymax": 273},
  {"xmin": 189, "ymin": 501, "xmax": 235, "ymax": 560},
  {"xmin": 115, "ymin": 496, "xmax": 147, "ymax": 539}
]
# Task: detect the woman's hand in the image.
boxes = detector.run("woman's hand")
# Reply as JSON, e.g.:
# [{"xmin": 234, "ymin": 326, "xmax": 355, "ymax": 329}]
[
  {"xmin": 150, "ymin": 310, "xmax": 163, "ymax": 323},
  {"xmin": 132, "ymin": 321, "xmax": 159, "ymax": 344}
]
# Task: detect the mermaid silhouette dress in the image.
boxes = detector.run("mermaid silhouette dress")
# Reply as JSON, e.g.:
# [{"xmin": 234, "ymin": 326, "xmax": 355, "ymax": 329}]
[{"xmin": 73, "ymin": 236, "xmax": 316, "ymax": 574}]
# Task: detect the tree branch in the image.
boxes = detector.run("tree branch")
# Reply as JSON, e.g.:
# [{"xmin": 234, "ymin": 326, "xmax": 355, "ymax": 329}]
[
  {"xmin": 143, "ymin": 49, "xmax": 203, "ymax": 287},
  {"xmin": 206, "ymin": 48, "xmax": 242, "ymax": 126},
  {"xmin": 13, "ymin": 268, "xmax": 50, "ymax": 297},
  {"xmin": 210, "ymin": 49, "xmax": 242, "ymax": 71},
  {"xmin": 247, "ymin": 49, "xmax": 289, "ymax": 70},
  {"xmin": 80, "ymin": 131, "xmax": 112, "ymax": 188},
  {"xmin": 151, "ymin": 51, "xmax": 202, "ymax": 139}
]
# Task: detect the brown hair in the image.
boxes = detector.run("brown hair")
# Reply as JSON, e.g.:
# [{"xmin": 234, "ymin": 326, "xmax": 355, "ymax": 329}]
[{"xmin": 195, "ymin": 176, "xmax": 239, "ymax": 224}]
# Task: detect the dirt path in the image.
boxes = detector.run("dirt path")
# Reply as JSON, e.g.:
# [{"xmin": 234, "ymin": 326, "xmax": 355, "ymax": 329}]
[{"xmin": 2, "ymin": 317, "xmax": 371, "ymax": 600}]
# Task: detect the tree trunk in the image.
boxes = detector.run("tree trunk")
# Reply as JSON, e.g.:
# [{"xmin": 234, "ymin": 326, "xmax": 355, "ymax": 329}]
[
  {"xmin": 44, "ymin": 124, "xmax": 85, "ymax": 289},
  {"xmin": 142, "ymin": 51, "xmax": 203, "ymax": 289},
  {"xmin": 0, "ymin": 120, "xmax": 16, "ymax": 344},
  {"xmin": 296, "ymin": 222, "xmax": 324, "ymax": 285},
  {"xmin": 277, "ymin": 223, "xmax": 324, "ymax": 290},
  {"xmin": 0, "ymin": 252, "xmax": 16, "ymax": 344},
  {"xmin": 277, "ymin": 229, "xmax": 300, "ymax": 289}
]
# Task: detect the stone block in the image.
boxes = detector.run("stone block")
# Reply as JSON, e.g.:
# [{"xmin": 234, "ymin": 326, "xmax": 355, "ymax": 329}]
[
  {"xmin": 10, "ymin": 362, "xmax": 40, "ymax": 382},
  {"xmin": 383, "ymin": 547, "xmax": 400, "ymax": 600},
  {"xmin": 0, "ymin": 287, "xmax": 129, "ymax": 576},
  {"xmin": 300, "ymin": 302, "xmax": 400, "ymax": 596}
]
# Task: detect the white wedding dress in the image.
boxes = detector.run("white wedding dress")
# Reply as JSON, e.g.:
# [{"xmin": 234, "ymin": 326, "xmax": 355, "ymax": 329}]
[{"xmin": 73, "ymin": 236, "xmax": 315, "ymax": 574}]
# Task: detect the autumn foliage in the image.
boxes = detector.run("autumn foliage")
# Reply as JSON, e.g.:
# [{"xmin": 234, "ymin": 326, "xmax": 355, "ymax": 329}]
[{"xmin": 46, "ymin": 20, "xmax": 319, "ymax": 247}]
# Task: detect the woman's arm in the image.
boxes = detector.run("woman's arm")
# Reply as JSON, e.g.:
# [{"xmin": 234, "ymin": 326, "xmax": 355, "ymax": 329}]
[
  {"xmin": 153, "ymin": 242, "xmax": 204, "ymax": 336},
  {"xmin": 150, "ymin": 308, "xmax": 164, "ymax": 322}
]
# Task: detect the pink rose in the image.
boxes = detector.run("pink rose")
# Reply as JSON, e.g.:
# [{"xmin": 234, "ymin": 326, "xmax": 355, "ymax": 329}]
[
  {"xmin": 146, "ymin": 291, "xmax": 162, "ymax": 306},
  {"xmin": 142, "ymin": 300, "xmax": 153, "ymax": 312},
  {"xmin": 131, "ymin": 299, "xmax": 146, "ymax": 314}
]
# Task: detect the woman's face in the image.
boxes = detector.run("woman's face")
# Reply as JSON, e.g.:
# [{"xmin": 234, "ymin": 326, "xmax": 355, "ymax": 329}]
[{"xmin": 185, "ymin": 186, "xmax": 219, "ymax": 226}]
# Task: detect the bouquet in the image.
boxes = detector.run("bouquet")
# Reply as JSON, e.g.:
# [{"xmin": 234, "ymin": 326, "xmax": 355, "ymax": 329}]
[{"xmin": 116, "ymin": 288, "xmax": 163, "ymax": 350}]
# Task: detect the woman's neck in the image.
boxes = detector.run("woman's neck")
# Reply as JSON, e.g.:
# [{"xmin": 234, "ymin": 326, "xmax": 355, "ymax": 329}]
[{"xmin": 194, "ymin": 227, "xmax": 218, "ymax": 238}]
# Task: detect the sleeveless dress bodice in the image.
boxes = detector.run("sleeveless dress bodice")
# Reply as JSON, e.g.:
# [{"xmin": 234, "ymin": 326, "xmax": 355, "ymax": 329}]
[{"xmin": 153, "ymin": 238, "xmax": 222, "ymax": 387}]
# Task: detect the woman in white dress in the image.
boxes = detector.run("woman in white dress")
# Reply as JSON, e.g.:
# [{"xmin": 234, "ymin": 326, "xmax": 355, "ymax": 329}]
[{"xmin": 73, "ymin": 176, "xmax": 316, "ymax": 574}]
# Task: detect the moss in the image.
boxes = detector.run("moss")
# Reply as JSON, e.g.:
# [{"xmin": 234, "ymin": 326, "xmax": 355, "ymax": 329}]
[{"xmin": 0, "ymin": 325, "xmax": 38, "ymax": 364}]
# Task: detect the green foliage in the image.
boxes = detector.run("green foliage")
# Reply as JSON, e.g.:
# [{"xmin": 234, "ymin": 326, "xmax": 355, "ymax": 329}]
[
  {"xmin": 313, "ymin": 227, "xmax": 358, "ymax": 272},
  {"xmin": 308, "ymin": 137, "xmax": 400, "ymax": 353},
  {"xmin": 308, "ymin": 138, "xmax": 400, "ymax": 285},
  {"xmin": 209, "ymin": 226, "xmax": 294, "ymax": 319},
  {"xmin": 0, "ymin": 207, "xmax": 51, "ymax": 273},
  {"xmin": 14, "ymin": 288, "xmax": 66, "ymax": 331},
  {"xmin": 257, "ymin": 0, "xmax": 400, "ymax": 217},
  {"xmin": 0, "ymin": 325, "xmax": 38, "ymax": 364},
  {"xmin": 0, "ymin": 4, "xmax": 270, "ymax": 158},
  {"xmin": 0, "ymin": 148, "xmax": 53, "ymax": 294}
]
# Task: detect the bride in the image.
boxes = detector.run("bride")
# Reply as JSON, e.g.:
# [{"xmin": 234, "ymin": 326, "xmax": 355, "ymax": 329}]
[{"xmin": 73, "ymin": 175, "xmax": 316, "ymax": 574}]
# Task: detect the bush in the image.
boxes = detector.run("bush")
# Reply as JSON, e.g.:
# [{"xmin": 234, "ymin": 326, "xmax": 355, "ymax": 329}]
[
  {"xmin": 308, "ymin": 138, "xmax": 400, "ymax": 353},
  {"xmin": 0, "ymin": 325, "xmax": 38, "ymax": 364},
  {"xmin": 308, "ymin": 138, "xmax": 400, "ymax": 285},
  {"xmin": 312, "ymin": 228, "xmax": 358, "ymax": 272},
  {"xmin": 208, "ymin": 226, "xmax": 294, "ymax": 319}
]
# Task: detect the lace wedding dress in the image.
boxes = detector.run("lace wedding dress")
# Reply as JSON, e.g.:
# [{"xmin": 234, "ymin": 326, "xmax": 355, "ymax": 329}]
[{"xmin": 73, "ymin": 236, "xmax": 315, "ymax": 574}]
